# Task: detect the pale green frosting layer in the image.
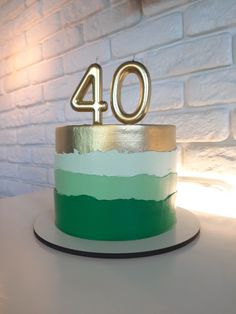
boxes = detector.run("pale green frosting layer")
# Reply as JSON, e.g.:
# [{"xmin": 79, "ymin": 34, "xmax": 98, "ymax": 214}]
[
  {"xmin": 55, "ymin": 149, "xmax": 177, "ymax": 177},
  {"xmin": 55, "ymin": 170, "xmax": 177, "ymax": 201}
]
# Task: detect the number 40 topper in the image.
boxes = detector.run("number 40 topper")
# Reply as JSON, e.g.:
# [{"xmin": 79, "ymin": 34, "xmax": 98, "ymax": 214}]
[{"xmin": 70, "ymin": 61, "xmax": 151, "ymax": 125}]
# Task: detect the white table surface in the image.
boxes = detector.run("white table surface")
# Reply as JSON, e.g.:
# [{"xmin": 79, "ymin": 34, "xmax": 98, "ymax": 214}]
[{"xmin": 0, "ymin": 189, "xmax": 235, "ymax": 314}]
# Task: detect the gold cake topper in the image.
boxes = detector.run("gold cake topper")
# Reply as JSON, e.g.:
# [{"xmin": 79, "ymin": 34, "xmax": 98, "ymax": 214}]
[{"xmin": 70, "ymin": 61, "xmax": 151, "ymax": 125}]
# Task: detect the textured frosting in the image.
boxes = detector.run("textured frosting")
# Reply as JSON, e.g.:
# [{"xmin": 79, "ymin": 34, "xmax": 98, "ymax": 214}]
[
  {"xmin": 55, "ymin": 149, "xmax": 177, "ymax": 177},
  {"xmin": 55, "ymin": 170, "xmax": 177, "ymax": 201}
]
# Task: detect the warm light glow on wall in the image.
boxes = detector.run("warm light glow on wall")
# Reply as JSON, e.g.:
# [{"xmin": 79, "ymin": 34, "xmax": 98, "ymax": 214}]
[{"xmin": 177, "ymin": 175, "xmax": 236, "ymax": 218}]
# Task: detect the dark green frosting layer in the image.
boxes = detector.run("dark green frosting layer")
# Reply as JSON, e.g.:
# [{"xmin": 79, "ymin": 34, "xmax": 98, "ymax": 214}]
[{"xmin": 54, "ymin": 190, "xmax": 176, "ymax": 241}]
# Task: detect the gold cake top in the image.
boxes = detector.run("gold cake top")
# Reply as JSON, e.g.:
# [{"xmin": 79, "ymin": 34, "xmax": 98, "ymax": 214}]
[{"xmin": 56, "ymin": 124, "xmax": 176, "ymax": 154}]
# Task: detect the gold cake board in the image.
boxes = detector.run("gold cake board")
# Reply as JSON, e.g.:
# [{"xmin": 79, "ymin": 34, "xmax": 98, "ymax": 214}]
[{"xmin": 34, "ymin": 208, "xmax": 200, "ymax": 258}]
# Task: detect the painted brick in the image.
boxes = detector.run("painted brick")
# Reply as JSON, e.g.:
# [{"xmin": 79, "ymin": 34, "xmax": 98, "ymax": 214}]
[
  {"xmin": 6, "ymin": 58, "xmax": 14, "ymax": 76},
  {"xmin": 0, "ymin": 81, "xmax": 3, "ymax": 96},
  {"xmin": 0, "ymin": 109, "xmax": 29, "ymax": 128},
  {"xmin": 14, "ymin": 2, "xmax": 42, "ymax": 35},
  {"xmin": 25, "ymin": 0, "xmax": 38, "ymax": 6},
  {"xmin": 0, "ymin": 0, "xmax": 24, "ymax": 24},
  {"xmin": 47, "ymin": 168, "xmax": 54, "ymax": 186},
  {"xmin": 0, "ymin": 180, "xmax": 9, "ymax": 196},
  {"xmin": 145, "ymin": 33, "xmax": 232, "ymax": 79},
  {"xmin": 151, "ymin": 80, "xmax": 184, "ymax": 111},
  {"xmin": 232, "ymin": 109, "xmax": 236, "ymax": 140},
  {"xmin": 45, "ymin": 124, "xmax": 56, "ymax": 144},
  {"xmin": 185, "ymin": 0, "xmax": 236, "ymax": 36},
  {"xmin": 3, "ymin": 34, "xmax": 26, "ymax": 58},
  {"xmin": 184, "ymin": 144, "xmax": 236, "ymax": 177},
  {"xmin": 5, "ymin": 180, "xmax": 32, "ymax": 196},
  {"xmin": 29, "ymin": 58, "xmax": 63, "ymax": 84},
  {"xmin": 0, "ymin": 58, "xmax": 14, "ymax": 78},
  {"xmin": 142, "ymin": 0, "xmax": 189, "ymax": 16},
  {"xmin": 3, "ymin": 69, "xmax": 29, "ymax": 92},
  {"xmin": 0, "ymin": 129, "xmax": 17, "ymax": 144},
  {"xmin": 31, "ymin": 145, "xmax": 54, "ymax": 165},
  {"xmin": 84, "ymin": 0, "xmax": 141, "ymax": 42},
  {"xmin": 111, "ymin": 13, "xmax": 183, "ymax": 58},
  {"xmin": 43, "ymin": 27, "xmax": 83, "ymax": 59},
  {"xmin": 186, "ymin": 68, "xmax": 236, "ymax": 107},
  {"xmin": 0, "ymin": 61, "xmax": 6, "ymax": 78},
  {"xmin": 61, "ymin": 0, "xmax": 108, "ymax": 25},
  {"xmin": 7, "ymin": 146, "xmax": 31, "ymax": 163},
  {"xmin": 26, "ymin": 13, "xmax": 61, "ymax": 45},
  {"xmin": 110, "ymin": 0, "xmax": 124, "ymax": 4},
  {"xmin": 14, "ymin": 85, "xmax": 43, "ymax": 107},
  {"xmin": 43, "ymin": 72, "xmax": 83, "ymax": 101},
  {"xmin": 18, "ymin": 165, "xmax": 47, "ymax": 184},
  {"xmin": 176, "ymin": 145, "xmax": 183, "ymax": 172},
  {"xmin": 17, "ymin": 125, "xmax": 46, "ymax": 144},
  {"xmin": 143, "ymin": 109, "xmax": 230, "ymax": 142},
  {"xmin": 0, "ymin": 23, "xmax": 13, "ymax": 43},
  {"xmin": 0, "ymin": 0, "xmax": 8, "ymax": 7},
  {"xmin": 63, "ymin": 39, "xmax": 110, "ymax": 74},
  {"xmin": 0, "ymin": 94, "xmax": 14, "ymax": 112},
  {"xmin": 14, "ymin": 45, "xmax": 42, "ymax": 70},
  {"xmin": 0, "ymin": 162, "xmax": 17, "ymax": 177},
  {"xmin": 29, "ymin": 101, "xmax": 65, "ymax": 124},
  {"xmin": 31, "ymin": 184, "xmax": 50, "ymax": 192},
  {"xmin": 233, "ymin": 34, "xmax": 236, "ymax": 63},
  {"xmin": 42, "ymin": 0, "xmax": 68, "ymax": 16},
  {"xmin": 0, "ymin": 147, "xmax": 7, "ymax": 161}
]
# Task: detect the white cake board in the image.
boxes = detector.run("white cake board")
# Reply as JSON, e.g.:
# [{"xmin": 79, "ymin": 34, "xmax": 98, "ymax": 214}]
[{"xmin": 34, "ymin": 208, "xmax": 200, "ymax": 258}]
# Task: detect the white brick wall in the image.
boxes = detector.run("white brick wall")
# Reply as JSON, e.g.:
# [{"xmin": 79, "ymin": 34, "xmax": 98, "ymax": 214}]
[
  {"xmin": 186, "ymin": 68, "xmax": 236, "ymax": 106},
  {"xmin": 144, "ymin": 108, "xmax": 230, "ymax": 142},
  {"xmin": 4, "ymin": 68, "xmax": 29, "ymax": 92},
  {"xmin": 83, "ymin": 1, "xmax": 141, "ymax": 42},
  {"xmin": 111, "ymin": 12, "xmax": 183, "ymax": 57},
  {"xmin": 145, "ymin": 33, "xmax": 232, "ymax": 79},
  {"xmin": 43, "ymin": 27, "xmax": 83, "ymax": 59},
  {"xmin": 184, "ymin": 0, "xmax": 236, "ymax": 36},
  {"xmin": 61, "ymin": 0, "xmax": 108, "ymax": 25},
  {"xmin": 63, "ymin": 39, "xmax": 110, "ymax": 74},
  {"xmin": 26, "ymin": 13, "xmax": 61, "ymax": 44},
  {"xmin": 0, "ymin": 0, "xmax": 236, "ymax": 196},
  {"xmin": 183, "ymin": 144, "xmax": 236, "ymax": 176}
]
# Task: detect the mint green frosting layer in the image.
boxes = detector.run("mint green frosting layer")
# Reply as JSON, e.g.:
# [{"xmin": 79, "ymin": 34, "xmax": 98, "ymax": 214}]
[
  {"xmin": 55, "ymin": 170, "xmax": 177, "ymax": 201},
  {"xmin": 54, "ymin": 190, "xmax": 176, "ymax": 241},
  {"xmin": 55, "ymin": 149, "xmax": 177, "ymax": 177}
]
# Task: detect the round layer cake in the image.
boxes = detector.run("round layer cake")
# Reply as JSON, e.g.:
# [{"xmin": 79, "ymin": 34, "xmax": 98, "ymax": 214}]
[{"xmin": 54, "ymin": 124, "xmax": 177, "ymax": 241}]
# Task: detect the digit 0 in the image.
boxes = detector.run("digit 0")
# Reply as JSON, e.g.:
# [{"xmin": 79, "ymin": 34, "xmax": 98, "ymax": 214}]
[{"xmin": 110, "ymin": 61, "xmax": 151, "ymax": 124}]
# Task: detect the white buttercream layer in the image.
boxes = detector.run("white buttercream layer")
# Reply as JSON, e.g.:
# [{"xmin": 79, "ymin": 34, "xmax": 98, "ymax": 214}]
[{"xmin": 55, "ymin": 149, "xmax": 177, "ymax": 177}]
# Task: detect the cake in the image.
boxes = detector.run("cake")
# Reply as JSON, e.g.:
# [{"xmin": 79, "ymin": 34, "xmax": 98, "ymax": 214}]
[{"xmin": 54, "ymin": 124, "xmax": 177, "ymax": 241}]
